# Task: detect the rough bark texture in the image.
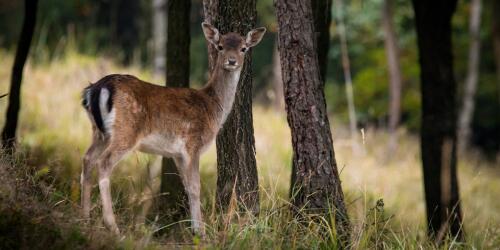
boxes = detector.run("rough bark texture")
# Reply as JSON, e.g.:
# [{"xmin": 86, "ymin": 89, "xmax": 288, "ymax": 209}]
[
  {"xmin": 202, "ymin": 0, "xmax": 260, "ymax": 215},
  {"xmin": 159, "ymin": 0, "xmax": 191, "ymax": 222},
  {"xmin": 275, "ymin": 0, "xmax": 350, "ymax": 245},
  {"xmin": 411, "ymin": 0, "xmax": 463, "ymax": 242},
  {"xmin": 152, "ymin": 0, "xmax": 167, "ymax": 76},
  {"xmin": 458, "ymin": 0, "xmax": 482, "ymax": 152},
  {"xmin": 382, "ymin": 0, "xmax": 403, "ymax": 152},
  {"xmin": 311, "ymin": 0, "xmax": 332, "ymax": 84},
  {"xmin": 1, "ymin": 0, "xmax": 38, "ymax": 150}
]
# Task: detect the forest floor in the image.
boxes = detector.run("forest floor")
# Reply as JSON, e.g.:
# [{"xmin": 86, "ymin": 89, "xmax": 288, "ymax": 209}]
[{"xmin": 0, "ymin": 51, "xmax": 499, "ymax": 249}]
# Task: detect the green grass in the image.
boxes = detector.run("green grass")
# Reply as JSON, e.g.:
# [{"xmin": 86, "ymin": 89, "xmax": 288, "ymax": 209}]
[{"xmin": 0, "ymin": 49, "xmax": 499, "ymax": 249}]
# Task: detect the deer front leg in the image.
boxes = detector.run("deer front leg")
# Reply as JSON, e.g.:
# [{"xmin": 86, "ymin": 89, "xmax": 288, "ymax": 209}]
[
  {"xmin": 176, "ymin": 154, "xmax": 204, "ymax": 236},
  {"xmin": 96, "ymin": 148, "xmax": 130, "ymax": 235}
]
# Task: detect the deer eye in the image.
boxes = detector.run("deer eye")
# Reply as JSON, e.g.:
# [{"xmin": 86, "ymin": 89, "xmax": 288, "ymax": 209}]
[
  {"xmin": 241, "ymin": 47, "xmax": 247, "ymax": 53},
  {"xmin": 217, "ymin": 45, "xmax": 223, "ymax": 51}
]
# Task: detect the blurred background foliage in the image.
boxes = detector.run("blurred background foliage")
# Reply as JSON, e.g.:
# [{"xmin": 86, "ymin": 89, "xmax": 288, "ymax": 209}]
[{"xmin": 0, "ymin": 0, "xmax": 498, "ymax": 157}]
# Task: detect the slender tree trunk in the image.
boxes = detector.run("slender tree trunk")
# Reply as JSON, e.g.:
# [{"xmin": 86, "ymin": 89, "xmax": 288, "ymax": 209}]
[
  {"xmin": 159, "ymin": 0, "xmax": 191, "ymax": 222},
  {"xmin": 458, "ymin": 0, "xmax": 482, "ymax": 152},
  {"xmin": 382, "ymin": 0, "xmax": 403, "ymax": 153},
  {"xmin": 312, "ymin": 0, "xmax": 333, "ymax": 84},
  {"xmin": 492, "ymin": 1, "xmax": 500, "ymax": 110},
  {"xmin": 494, "ymin": 2, "xmax": 500, "ymax": 163},
  {"xmin": 152, "ymin": 0, "xmax": 167, "ymax": 77},
  {"xmin": 202, "ymin": 0, "xmax": 260, "ymax": 215},
  {"xmin": 166, "ymin": 0, "xmax": 191, "ymax": 85},
  {"xmin": 334, "ymin": 0, "xmax": 359, "ymax": 154},
  {"xmin": 411, "ymin": 0, "xmax": 463, "ymax": 242},
  {"xmin": 275, "ymin": 0, "xmax": 350, "ymax": 245},
  {"xmin": 1, "ymin": 0, "xmax": 39, "ymax": 150},
  {"xmin": 116, "ymin": 0, "xmax": 139, "ymax": 65},
  {"xmin": 271, "ymin": 41, "xmax": 284, "ymax": 109}
]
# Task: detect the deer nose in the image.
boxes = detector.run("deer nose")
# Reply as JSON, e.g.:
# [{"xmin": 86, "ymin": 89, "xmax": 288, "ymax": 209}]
[{"xmin": 228, "ymin": 58, "xmax": 237, "ymax": 66}]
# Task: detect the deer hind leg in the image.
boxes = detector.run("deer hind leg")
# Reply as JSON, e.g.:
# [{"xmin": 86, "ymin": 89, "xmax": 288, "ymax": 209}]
[
  {"xmin": 175, "ymin": 152, "xmax": 204, "ymax": 236},
  {"xmin": 81, "ymin": 131, "xmax": 107, "ymax": 218},
  {"xmin": 96, "ymin": 143, "xmax": 133, "ymax": 235}
]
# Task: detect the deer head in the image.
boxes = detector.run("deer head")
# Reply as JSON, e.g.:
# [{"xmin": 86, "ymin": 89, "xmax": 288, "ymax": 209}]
[{"xmin": 202, "ymin": 22, "xmax": 266, "ymax": 71}]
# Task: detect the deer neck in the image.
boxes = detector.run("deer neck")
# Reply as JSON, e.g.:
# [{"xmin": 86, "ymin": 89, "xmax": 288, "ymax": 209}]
[{"xmin": 203, "ymin": 60, "xmax": 242, "ymax": 127}]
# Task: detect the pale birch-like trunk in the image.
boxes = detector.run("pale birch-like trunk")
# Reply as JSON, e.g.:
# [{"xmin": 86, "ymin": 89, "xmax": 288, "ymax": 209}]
[
  {"xmin": 382, "ymin": 0, "xmax": 403, "ymax": 153},
  {"xmin": 152, "ymin": 0, "xmax": 167, "ymax": 77},
  {"xmin": 458, "ymin": 0, "xmax": 482, "ymax": 152},
  {"xmin": 334, "ymin": 0, "xmax": 360, "ymax": 153},
  {"xmin": 271, "ymin": 41, "xmax": 284, "ymax": 109}
]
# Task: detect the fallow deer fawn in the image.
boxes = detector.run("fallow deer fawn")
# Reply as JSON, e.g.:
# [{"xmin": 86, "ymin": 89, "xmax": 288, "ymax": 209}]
[{"xmin": 80, "ymin": 22, "xmax": 266, "ymax": 235}]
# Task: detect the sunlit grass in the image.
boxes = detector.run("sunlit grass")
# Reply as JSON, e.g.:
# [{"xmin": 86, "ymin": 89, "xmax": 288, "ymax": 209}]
[{"xmin": 0, "ymin": 49, "xmax": 499, "ymax": 248}]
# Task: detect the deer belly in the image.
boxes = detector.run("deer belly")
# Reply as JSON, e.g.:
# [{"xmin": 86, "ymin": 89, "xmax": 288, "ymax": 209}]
[{"xmin": 137, "ymin": 134, "xmax": 186, "ymax": 157}]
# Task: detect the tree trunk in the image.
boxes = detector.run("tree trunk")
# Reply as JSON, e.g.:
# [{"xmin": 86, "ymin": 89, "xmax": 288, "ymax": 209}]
[
  {"xmin": 458, "ymin": 0, "xmax": 482, "ymax": 152},
  {"xmin": 1, "ymin": 0, "xmax": 39, "ymax": 150},
  {"xmin": 202, "ymin": 0, "xmax": 260, "ymax": 215},
  {"xmin": 152, "ymin": 0, "xmax": 167, "ymax": 77},
  {"xmin": 334, "ymin": 0, "xmax": 359, "ymax": 154},
  {"xmin": 275, "ymin": 0, "xmax": 350, "ymax": 245},
  {"xmin": 411, "ymin": 0, "xmax": 463, "ymax": 242},
  {"xmin": 159, "ymin": 0, "xmax": 191, "ymax": 222},
  {"xmin": 166, "ymin": 0, "xmax": 191, "ymax": 86},
  {"xmin": 116, "ymin": 0, "xmax": 139, "ymax": 65},
  {"xmin": 381, "ymin": 0, "xmax": 403, "ymax": 153},
  {"xmin": 311, "ymin": 0, "xmax": 333, "ymax": 84},
  {"xmin": 492, "ymin": 1, "xmax": 500, "ymax": 111},
  {"xmin": 271, "ymin": 41, "xmax": 284, "ymax": 110}
]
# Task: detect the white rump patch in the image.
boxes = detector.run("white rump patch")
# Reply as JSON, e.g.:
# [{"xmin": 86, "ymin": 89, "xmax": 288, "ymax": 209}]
[{"xmin": 99, "ymin": 88, "xmax": 115, "ymax": 135}]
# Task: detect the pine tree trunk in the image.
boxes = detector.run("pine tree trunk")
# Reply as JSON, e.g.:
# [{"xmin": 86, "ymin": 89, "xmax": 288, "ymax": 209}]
[
  {"xmin": 1, "ymin": 0, "xmax": 39, "ymax": 150},
  {"xmin": 152, "ymin": 0, "xmax": 167, "ymax": 77},
  {"xmin": 275, "ymin": 0, "xmax": 350, "ymax": 245},
  {"xmin": 411, "ymin": 0, "xmax": 463, "ymax": 242},
  {"xmin": 311, "ymin": 0, "xmax": 332, "ymax": 84},
  {"xmin": 382, "ymin": 0, "xmax": 403, "ymax": 153},
  {"xmin": 202, "ymin": 0, "xmax": 260, "ymax": 215},
  {"xmin": 159, "ymin": 0, "xmax": 191, "ymax": 222},
  {"xmin": 458, "ymin": 0, "xmax": 482, "ymax": 152}
]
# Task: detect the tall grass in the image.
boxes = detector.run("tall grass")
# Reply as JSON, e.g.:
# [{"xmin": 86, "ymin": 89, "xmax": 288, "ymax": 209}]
[{"xmin": 0, "ymin": 49, "xmax": 499, "ymax": 249}]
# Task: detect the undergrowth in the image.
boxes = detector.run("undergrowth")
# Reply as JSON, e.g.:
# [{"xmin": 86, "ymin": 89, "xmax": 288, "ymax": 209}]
[{"xmin": 0, "ymin": 49, "xmax": 499, "ymax": 249}]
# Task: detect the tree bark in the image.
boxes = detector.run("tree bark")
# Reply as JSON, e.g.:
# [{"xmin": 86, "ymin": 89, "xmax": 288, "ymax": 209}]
[
  {"xmin": 492, "ymin": 1, "xmax": 500, "ymax": 109},
  {"xmin": 458, "ymin": 0, "xmax": 482, "ymax": 152},
  {"xmin": 159, "ymin": 0, "xmax": 191, "ymax": 222},
  {"xmin": 411, "ymin": 0, "xmax": 463, "ymax": 242},
  {"xmin": 115, "ymin": 0, "xmax": 139, "ymax": 65},
  {"xmin": 271, "ymin": 41, "xmax": 284, "ymax": 109},
  {"xmin": 311, "ymin": 0, "xmax": 333, "ymax": 84},
  {"xmin": 1, "ymin": 0, "xmax": 39, "ymax": 150},
  {"xmin": 152, "ymin": 0, "xmax": 167, "ymax": 77},
  {"xmin": 381, "ymin": 0, "xmax": 403, "ymax": 153},
  {"xmin": 275, "ymin": 0, "xmax": 350, "ymax": 245},
  {"xmin": 202, "ymin": 0, "xmax": 260, "ymax": 215}
]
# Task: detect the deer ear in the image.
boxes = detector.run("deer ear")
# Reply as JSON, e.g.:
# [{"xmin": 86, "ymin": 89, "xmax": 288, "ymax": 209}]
[
  {"xmin": 202, "ymin": 22, "xmax": 220, "ymax": 45},
  {"xmin": 246, "ymin": 27, "xmax": 266, "ymax": 48}
]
